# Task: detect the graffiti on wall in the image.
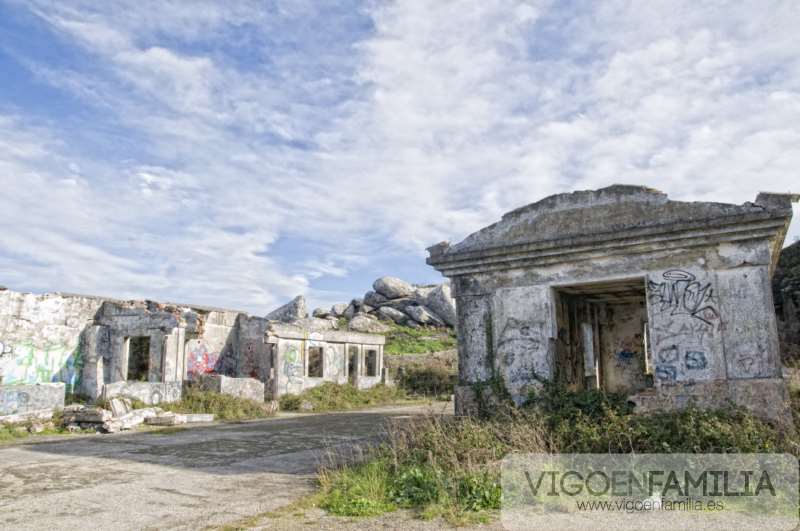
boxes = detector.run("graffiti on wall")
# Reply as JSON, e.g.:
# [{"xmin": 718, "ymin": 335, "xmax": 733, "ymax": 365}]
[
  {"xmin": 186, "ymin": 342, "xmax": 219, "ymax": 379},
  {"xmin": 648, "ymin": 269, "xmax": 719, "ymax": 326},
  {"xmin": 648, "ymin": 270, "xmax": 720, "ymax": 383},
  {"xmin": 0, "ymin": 340, "xmax": 83, "ymax": 391},
  {"xmin": 0, "ymin": 388, "xmax": 30, "ymax": 414},
  {"xmin": 497, "ymin": 318, "xmax": 550, "ymax": 388},
  {"xmin": 325, "ymin": 346, "xmax": 343, "ymax": 379},
  {"xmin": 282, "ymin": 345, "xmax": 303, "ymax": 391}
]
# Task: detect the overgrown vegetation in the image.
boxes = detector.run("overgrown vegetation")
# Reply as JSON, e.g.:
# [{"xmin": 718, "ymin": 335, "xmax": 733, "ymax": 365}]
[
  {"xmin": 397, "ymin": 366, "xmax": 456, "ymax": 398},
  {"xmin": 0, "ymin": 411, "xmax": 72, "ymax": 442},
  {"xmin": 316, "ymin": 383, "xmax": 793, "ymax": 522},
  {"xmin": 279, "ymin": 382, "xmax": 411, "ymax": 413},
  {"xmin": 159, "ymin": 388, "xmax": 276, "ymax": 421},
  {"xmin": 383, "ymin": 324, "xmax": 456, "ymax": 355}
]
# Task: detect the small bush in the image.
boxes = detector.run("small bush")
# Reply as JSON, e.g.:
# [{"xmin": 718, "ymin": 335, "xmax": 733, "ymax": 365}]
[
  {"xmin": 160, "ymin": 388, "xmax": 275, "ymax": 421},
  {"xmin": 278, "ymin": 382, "xmax": 409, "ymax": 413},
  {"xmin": 319, "ymin": 460, "xmax": 396, "ymax": 517},
  {"xmin": 398, "ymin": 366, "xmax": 456, "ymax": 397},
  {"xmin": 391, "ymin": 465, "xmax": 442, "ymax": 507},
  {"xmin": 278, "ymin": 394, "xmax": 302, "ymax": 411}
]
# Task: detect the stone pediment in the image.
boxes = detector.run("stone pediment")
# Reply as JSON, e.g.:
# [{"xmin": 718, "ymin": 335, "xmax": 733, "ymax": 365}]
[{"xmin": 427, "ymin": 185, "xmax": 797, "ymax": 275}]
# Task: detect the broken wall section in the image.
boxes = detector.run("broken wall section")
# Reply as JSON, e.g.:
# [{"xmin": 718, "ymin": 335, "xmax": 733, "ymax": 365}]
[{"xmin": 0, "ymin": 291, "xmax": 103, "ymax": 392}]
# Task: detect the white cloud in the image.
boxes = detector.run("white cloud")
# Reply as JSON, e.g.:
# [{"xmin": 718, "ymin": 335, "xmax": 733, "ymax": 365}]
[{"xmin": 1, "ymin": 0, "xmax": 798, "ymax": 313}]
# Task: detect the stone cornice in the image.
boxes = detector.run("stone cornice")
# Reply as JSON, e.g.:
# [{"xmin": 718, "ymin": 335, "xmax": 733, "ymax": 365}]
[{"xmin": 428, "ymin": 209, "xmax": 791, "ymax": 277}]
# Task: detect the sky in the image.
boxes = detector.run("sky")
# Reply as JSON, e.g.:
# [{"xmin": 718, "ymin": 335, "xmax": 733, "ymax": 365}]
[{"xmin": 0, "ymin": 0, "xmax": 798, "ymax": 315}]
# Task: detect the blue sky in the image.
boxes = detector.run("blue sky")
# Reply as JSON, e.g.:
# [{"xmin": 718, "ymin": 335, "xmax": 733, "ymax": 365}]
[{"xmin": 0, "ymin": 1, "xmax": 798, "ymax": 314}]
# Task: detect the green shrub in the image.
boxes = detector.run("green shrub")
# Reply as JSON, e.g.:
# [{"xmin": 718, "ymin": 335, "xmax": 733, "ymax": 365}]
[
  {"xmin": 278, "ymin": 382, "xmax": 409, "ymax": 413},
  {"xmin": 278, "ymin": 394, "xmax": 302, "ymax": 411},
  {"xmin": 391, "ymin": 465, "xmax": 442, "ymax": 507},
  {"xmin": 456, "ymin": 472, "xmax": 501, "ymax": 512},
  {"xmin": 316, "ymin": 383, "xmax": 789, "ymax": 522},
  {"xmin": 319, "ymin": 460, "xmax": 396, "ymax": 517},
  {"xmin": 398, "ymin": 366, "xmax": 456, "ymax": 397}
]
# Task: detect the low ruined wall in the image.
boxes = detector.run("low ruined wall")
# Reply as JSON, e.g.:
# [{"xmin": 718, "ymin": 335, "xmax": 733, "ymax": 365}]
[
  {"xmin": 0, "ymin": 383, "xmax": 65, "ymax": 421},
  {"xmin": 102, "ymin": 381, "xmax": 182, "ymax": 405},
  {"xmin": 0, "ymin": 291, "xmax": 103, "ymax": 391},
  {"xmin": 629, "ymin": 378, "xmax": 792, "ymax": 425},
  {"xmin": 195, "ymin": 374, "xmax": 264, "ymax": 402}
]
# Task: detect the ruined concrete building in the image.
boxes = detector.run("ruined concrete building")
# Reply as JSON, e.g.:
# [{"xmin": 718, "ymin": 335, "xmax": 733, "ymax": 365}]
[
  {"xmin": 427, "ymin": 185, "xmax": 798, "ymax": 422},
  {"xmin": 0, "ymin": 290, "xmax": 385, "ymax": 420}
]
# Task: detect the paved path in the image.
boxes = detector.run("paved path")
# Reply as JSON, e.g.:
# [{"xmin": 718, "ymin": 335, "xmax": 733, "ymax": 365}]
[{"xmin": 0, "ymin": 403, "xmax": 450, "ymax": 530}]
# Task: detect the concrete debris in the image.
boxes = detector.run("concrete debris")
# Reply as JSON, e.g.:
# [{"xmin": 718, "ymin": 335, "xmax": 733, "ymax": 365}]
[
  {"xmin": 145, "ymin": 412, "xmax": 186, "ymax": 426},
  {"xmin": 117, "ymin": 407, "xmax": 162, "ymax": 429},
  {"xmin": 63, "ymin": 406, "xmax": 113, "ymax": 424},
  {"xmin": 59, "ymin": 403, "xmax": 192, "ymax": 432},
  {"xmin": 143, "ymin": 411, "xmax": 216, "ymax": 426},
  {"xmin": 109, "ymin": 397, "xmax": 132, "ymax": 418}
]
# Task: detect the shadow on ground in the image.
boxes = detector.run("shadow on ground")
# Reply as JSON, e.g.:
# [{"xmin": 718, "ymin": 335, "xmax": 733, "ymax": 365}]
[{"xmin": 12, "ymin": 407, "xmax": 435, "ymax": 475}]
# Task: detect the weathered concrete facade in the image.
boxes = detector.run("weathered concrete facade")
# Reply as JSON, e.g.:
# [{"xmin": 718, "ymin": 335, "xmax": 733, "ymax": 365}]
[
  {"xmin": 427, "ymin": 185, "xmax": 798, "ymax": 423},
  {"xmin": 266, "ymin": 322, "xmax": 386, "ymax": 398},
  {"xmin": 1, "ymin": 288, "xmax": 386, "ymax": 416}
]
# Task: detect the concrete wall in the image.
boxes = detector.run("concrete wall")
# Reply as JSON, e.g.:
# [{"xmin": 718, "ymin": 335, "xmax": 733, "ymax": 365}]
[
  {"xmin": 0, "ymin": 383, "xmax": 65, "ymax": 421},
  {"xmin": 102, "ymin": 381, "xmax": 182, "ymax": 405},
  {"xmin": 599, "ymin": 302, "xmax": 648, "ymax": 394},
  {"xmin": 446, "ymin": 238, "xmax": 788, "ymax": 420},
  {"xmin": 185, "ymin": 310, "xmax": 238, "ymax": 380},
  {"xmin": 195, "ymin": 374, "xmax": 265, "ymax": 402},
  {"xmin": 268, "ymin": 325, "xmax": 385, "ymax": 398},
  {"xmin": 235, "ymin": 315, "xmax": 271, "ymax": 380},
  {"xmin": 0, "ymin": 291, "xmax": 102, "ymax": 392}
]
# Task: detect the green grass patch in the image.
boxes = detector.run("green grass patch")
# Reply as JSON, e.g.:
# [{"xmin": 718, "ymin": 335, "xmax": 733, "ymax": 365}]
[
  {"xmin": 159, "ymin": 388, "xmax": 276, "ymax": 421},
  {"xmin": 0, "ymin": 411, "xmax": 75, "ymax": 442},
  {"xmin": 316, "ymin": 383, "xmax": 791, "ymax": 523},
  {"xmin": 383, "ymin": 324, "xmax": 456, "ymax": 355},
  {"xmin": 0, "ymin": 423, "xmax": 32, "ymax": 442},
  {"xmin": 279, "ymin": 382, "xmax": 411, "ymax": 413}
]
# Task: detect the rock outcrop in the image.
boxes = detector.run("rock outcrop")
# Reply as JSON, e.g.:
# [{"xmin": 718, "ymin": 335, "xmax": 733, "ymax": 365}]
[
  {"xmin": 266, "ymin": 277, "xmax": 456, "ymax": 332},
  {"xmin": 373, "ymin": 276, "xmax": 414, "ymax": 299},
  {"xmin": 774, "ymin": 240, "xmax": 800, "ymax": 362},
  {"xmin": 265, "ymin": 295, "xmax": 308, "ymax": 322}
]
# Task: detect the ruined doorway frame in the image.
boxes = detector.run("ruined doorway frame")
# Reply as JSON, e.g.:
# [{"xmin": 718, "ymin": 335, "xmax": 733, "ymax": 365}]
[
  {"xmin": 552, "ymin": 277, "xmax": 651, "ymax": 394},
  {"xmin": 126, "ymin": 335, "xmax": 151, "ymax": 382}
]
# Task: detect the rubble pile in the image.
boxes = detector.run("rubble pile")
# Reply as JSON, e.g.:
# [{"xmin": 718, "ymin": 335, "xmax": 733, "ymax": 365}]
[{"xmin": 61, "ymin": 397, "xmax": 215, "ymax": 433}]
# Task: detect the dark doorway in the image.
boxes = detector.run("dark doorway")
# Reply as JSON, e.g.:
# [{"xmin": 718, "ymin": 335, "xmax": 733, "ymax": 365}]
[
  {"xmin": 308, "ymin": 346, "xmax": 324, "ymax": 378},
  {"xmin": 348, "ymin": 346, "xmax": 359, "ymax": 384},
  {"xmin": 127, "ymin": 336, "xmax": 151, "ymax": 381},
  {"xmin": 365, "ymin": 349, "xmax": 378, "ymax": 377},
  {"xmin": 554, "ymin": 279, "xmax": 650, "ymax": 394}
]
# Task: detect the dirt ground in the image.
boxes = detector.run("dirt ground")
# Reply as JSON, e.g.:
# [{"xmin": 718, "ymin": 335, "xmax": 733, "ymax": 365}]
[{"xmin": 0, "ymin": 403, "xmax": 451, "ymax": 530}]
